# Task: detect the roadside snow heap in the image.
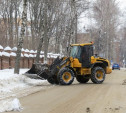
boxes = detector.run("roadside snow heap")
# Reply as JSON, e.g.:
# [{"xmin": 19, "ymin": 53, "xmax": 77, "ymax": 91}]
[
  {"xmin": 0, "ymin": 98, "xmax": 22, "ymax": 112},
  {"xmin": 0, "ymin": 69, "xmax": 48, "ymax": 112}
]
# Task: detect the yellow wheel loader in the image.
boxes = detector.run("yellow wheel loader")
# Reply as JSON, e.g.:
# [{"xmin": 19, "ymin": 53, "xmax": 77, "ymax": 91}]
[{"xmin": 25, "ymin": 42, "xmax": 112, "ymax": 85}]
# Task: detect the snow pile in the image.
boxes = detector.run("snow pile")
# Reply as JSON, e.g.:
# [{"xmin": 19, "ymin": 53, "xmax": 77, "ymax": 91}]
[
  {"xmin": 0, "ymin": 69, "xmax": 47, "ymax": 95},
  {"xmin": 0, "ymin": 98, "xmax": 23, "ymax": 112},
  {"xmin": 21, "ymin": 75, "xmax": 47, "ymax": 86},
  {"xmin": 0, "ymin": 69, "xmax": 48, "ymax": 112}
]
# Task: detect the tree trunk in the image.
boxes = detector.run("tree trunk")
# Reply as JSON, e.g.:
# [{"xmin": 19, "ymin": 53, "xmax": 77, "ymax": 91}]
[
  {"xmin": 14, "ymin": 0, "xmax": 27, "ymax": 74},
  {"xmin": 35, "ymin": 35, "xmax": 43, "ymax": 63},
  {"xmin": 43, "ymin": 1, "xmax": 48, "ymax": 64}
]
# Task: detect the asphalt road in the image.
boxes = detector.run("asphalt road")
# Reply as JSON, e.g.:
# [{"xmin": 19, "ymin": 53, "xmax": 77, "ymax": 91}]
[{"xmin": 8, "ymin": 69, "xmax": 126, "ymax": 113}]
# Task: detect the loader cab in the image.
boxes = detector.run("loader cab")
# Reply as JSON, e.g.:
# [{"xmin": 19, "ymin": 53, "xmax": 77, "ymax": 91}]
[{"xmin": 70, "ymin": 43, "xmax": 94, "ymax": 68}]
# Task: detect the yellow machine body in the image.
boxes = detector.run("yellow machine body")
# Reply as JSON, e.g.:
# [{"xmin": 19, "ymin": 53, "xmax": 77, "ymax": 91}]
[{"xmin": 59, "ymin": 42, "xmax": 112, "ymax": 77}]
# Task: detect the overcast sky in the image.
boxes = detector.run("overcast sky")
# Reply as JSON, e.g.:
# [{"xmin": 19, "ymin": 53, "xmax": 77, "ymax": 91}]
[
  {"xmin": 118, "ymin": 0, "xmax": 126, "ymax": 10},
  {"xmin": 78, "ymin": 0, "xmax": 126, "ymax": 32}
]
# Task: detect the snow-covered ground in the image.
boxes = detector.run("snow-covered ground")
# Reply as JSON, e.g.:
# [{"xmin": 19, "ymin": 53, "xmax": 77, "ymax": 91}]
[{"xmin": 0, "ymin": 69, "xmax": 49, "ymax": 112}]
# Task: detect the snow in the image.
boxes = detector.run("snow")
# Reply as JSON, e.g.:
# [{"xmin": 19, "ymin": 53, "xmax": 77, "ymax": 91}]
[
  {"xmin": 0, "ymin": 45, "xmax": 3, "ymax": 50},
  {"xmin": 0, "ymin": 98, "xmax": 23, "ymax": 112},
  {"xmin": 12, "ymin": 47, "xmax": 17, "ymax": 51},
  {"xmin": 21, "ymin": 53, "xmax": 24, "ymax": 57},
  {"xmin": 2, "ymin": 51, "xmax": 10, "ymax": 57},
  {"xmin": 35, "ymin": 50, "xmax": 37, "ymax": 53},
  {"xmin": 0, "ymin": 68, "xmax": 48, "ymax": 112},
  {"xmin": 40, "ymin": 55, "xmax": 43, "ymax": 58},
  {"xmin": 21, "ymin": 48, "xmax": 25, "ymax": 52},
  {"xmin": 47, "ymin": 55, "xmax": 50, "ymax": 58},
  {"xmin": 25, "ymin": 49, "xmax": 30, "ymax": 53},
  {"xmin": 10, "ymin": 52, "xmax": 16, "ymax": 57},
  {"xmin": 30, "ymin": 50, "xmax": 34, "ymax": 54},
  {"xmin": 0, "ymin": 52, "xmax": 2, "ymax": 56},
  {"xmin": 24, "ymin": 53, "xmax": 29, "ymax": 57},
  {"xmin": 40, "ymin": 51, "xmax": 44, "ymax": 54},
  {"xmin": 29, "ymin": 54, "xmax": 34, "ymax": 57},
  {"xmin": 48, "ymin": 53, "xmax": 53, "ymax": 55},
  {"xmin": 4, "ymin": 46, "xmax": 12, "ymax": 51}
]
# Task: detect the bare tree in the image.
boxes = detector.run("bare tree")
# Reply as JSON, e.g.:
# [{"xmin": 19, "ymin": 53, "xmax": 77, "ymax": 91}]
[
  {"xmin": 14, "ymin": 0, "xmax": 27, "ymax": 74},
  {"xmin": 92, "ymin": 0, "xmax": 119, "ymax": 61}
]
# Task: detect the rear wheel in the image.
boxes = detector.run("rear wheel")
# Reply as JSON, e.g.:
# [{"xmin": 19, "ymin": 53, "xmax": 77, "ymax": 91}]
[
  {"xmin": 76, "ymin": 75, "xmax": 90, "ymax": 83},
  {"xmin": 58, "ymin": 67, "xmax": 74, "ymax": 85},
  {"xmin": 91, "ymin": 67, "xmax": 105, "ymax": 84}
]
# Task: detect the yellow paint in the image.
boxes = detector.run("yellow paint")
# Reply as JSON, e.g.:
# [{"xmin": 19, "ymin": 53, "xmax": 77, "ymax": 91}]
[
  {"xmin": 81, "ymin": 68, "xmax": 91, "ymax": 75},
  {"xmin": 106, "ymin": 67, "xmax": 112, "ymax": 74},
  {"xmin": 95, "ymin": 70, "xmax": 103, "ymax": 80},
  {"xmin": 71, "ymin": 58, "xmax": 81, "ymax": 67},
  {"xmin": 57, "ymin": 42, "xmax": 112, "ymax": 78},
  {"xmin": 71, "ymin": 42, "xmax": 93, "ymax": 47},
  {"xmin": 62, "ymin": 72, "xmax": 72, "ymax": 82}
]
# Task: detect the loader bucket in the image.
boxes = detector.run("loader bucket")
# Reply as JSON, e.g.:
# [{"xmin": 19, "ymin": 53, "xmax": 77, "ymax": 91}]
[{"xmin": 24, "ymin": 63, "xmax": 49, "ymax": 80}]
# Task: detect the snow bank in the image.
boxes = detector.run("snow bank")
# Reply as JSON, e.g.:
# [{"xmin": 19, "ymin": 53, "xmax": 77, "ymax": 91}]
[
  {"xmin": 0, "ymin": 69, "xmax": 48, "ymax": 112},
  {"xmin": 0, "ymin": 98, "xmax": 23, "ymax": 112},
  {"xmin": 0, "ymin": 69, "xmax": 47, "ymax": 95}
]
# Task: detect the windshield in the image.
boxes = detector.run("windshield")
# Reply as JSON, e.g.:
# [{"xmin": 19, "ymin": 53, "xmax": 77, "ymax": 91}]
[{"xmin": 70, "ymin": 46, "xmax": 81, "ymax": 59}]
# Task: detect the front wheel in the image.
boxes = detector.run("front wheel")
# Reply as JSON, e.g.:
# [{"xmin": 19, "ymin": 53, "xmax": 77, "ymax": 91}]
[
  {"xmin": 58, "ymin": 67, "xmax": 74, "ymax": 85},
  {"xmin": 47, "ymin": 75, "xmax": 59, "ymax": 85},
  {"xmin": 91, "ymin": 67, "xmax": 105, "ymax": 84}
]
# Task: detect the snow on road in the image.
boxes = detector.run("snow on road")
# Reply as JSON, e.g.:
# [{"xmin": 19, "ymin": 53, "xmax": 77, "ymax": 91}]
[
  {"xmin": 0, "ymin": 69, "xmax": 49, "ymax": 112},
  {"xmin": 0, "ymin": 98, "xmax": 23, "ymax": 112}
]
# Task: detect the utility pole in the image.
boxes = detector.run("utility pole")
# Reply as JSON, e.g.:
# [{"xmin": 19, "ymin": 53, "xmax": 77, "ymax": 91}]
[{"xmin": 14, "ymin": 0, "xmax": 27, "ymax": 74}]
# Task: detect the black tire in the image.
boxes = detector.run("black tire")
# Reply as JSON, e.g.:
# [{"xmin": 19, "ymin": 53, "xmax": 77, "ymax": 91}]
[
  {"xmin": 57, "ymin": 67, "xmax": 74, "ymax": 85},
  {"xmin": 47, "ymin": 77, "xmax": 55, "ymax": 84},
  {"xmin": 91, "ymin": 67, "xmax": 105, "ymax": 84},
  {"xmin": 47, "ymin": 75, "xmax": 59, "ymax": 85},
  {"xmin": 76, "ymin": 75, "xmax": 90, "ymax": 83}
]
